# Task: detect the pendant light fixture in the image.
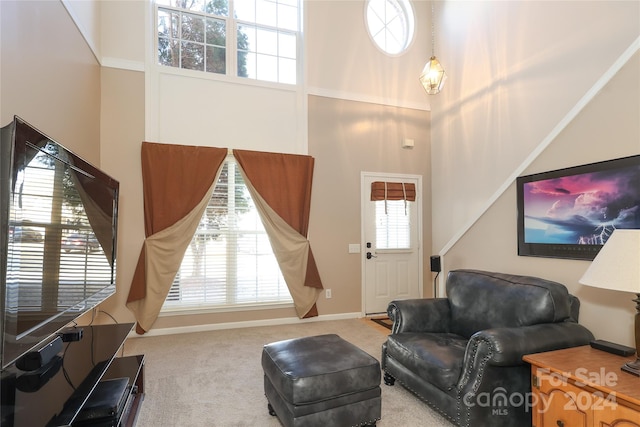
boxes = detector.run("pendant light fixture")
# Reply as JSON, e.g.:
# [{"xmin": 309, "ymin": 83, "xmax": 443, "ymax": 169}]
[{"xmin": 419, "ymin": 2, "xmax": 446, "ymax": 95}]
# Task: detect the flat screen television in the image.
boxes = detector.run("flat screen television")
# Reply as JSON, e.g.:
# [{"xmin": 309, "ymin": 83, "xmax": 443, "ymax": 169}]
[
  {"xmin": 517, "ymin": 154, "xmax": 640, "ymax": 260},
  {"xmin": 0, "ymin": 116, "xmax": 119, "ymax": 369}
]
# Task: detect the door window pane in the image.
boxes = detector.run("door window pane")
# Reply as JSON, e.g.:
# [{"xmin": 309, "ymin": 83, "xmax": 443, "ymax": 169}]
[{"xmin": 375, "ymin": 200, "xmax": 411, "ymax": 249}]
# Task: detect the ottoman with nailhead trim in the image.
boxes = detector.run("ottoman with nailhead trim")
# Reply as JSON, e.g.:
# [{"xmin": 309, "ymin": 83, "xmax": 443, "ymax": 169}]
[{"xmin": 262, "ymin": 334, "xmax": 381, "ymax": 427}]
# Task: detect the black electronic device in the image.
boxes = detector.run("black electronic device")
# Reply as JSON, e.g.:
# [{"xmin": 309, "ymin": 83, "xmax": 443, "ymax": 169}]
[
  {"xmin": 15, "ymin": 336, "xmax": 63, "ymax": 372},
  {"xmin": 1, "ymin": 322, "xmax": 141, "ymax": 427},
  {"xmin": 15, "ymin": 356, "xmax": 62, "ymax": 392},
  {"xmin": 590, "ymin": 339, "xmax": 636, "ymax": 357},
  {"xmin": 0, "ymin": 116, "xmax": 119, "ymax": 369},
  {"xmin": 59, "ymin": 327, "xmax": 84, "ymax": 342},
  {"xmin": 1, "ymin": 371, "xmax": 16, "ymax": 426},
  {"xmin": 74, "ymin": 377, "xmax": 130, "ymax": 426},
  {"xmin": 430, "ymin": 255, "xmax": 441, "ymax": 273}
]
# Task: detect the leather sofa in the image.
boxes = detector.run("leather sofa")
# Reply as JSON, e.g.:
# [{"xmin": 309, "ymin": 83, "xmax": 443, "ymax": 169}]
[{"xmin": 381, "ymin": 269, "xmax": 594, "ymax": 427}]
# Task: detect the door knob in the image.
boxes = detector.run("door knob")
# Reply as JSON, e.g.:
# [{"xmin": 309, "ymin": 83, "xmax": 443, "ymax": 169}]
[{"xmin": 366, "ymin": 252, "xmax": 377, "ymax": 259}]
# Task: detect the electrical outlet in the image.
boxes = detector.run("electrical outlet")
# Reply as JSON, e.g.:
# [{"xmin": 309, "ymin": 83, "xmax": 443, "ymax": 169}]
[{"xmin": 325, "ymin": 289, "xmax": 332, "ymax": 299}]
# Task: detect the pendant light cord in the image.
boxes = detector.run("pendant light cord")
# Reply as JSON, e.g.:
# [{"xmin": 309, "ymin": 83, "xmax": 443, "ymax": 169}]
[{"xmin": 431, "ymin": 2, "xmax": 436, "ymax": 58}]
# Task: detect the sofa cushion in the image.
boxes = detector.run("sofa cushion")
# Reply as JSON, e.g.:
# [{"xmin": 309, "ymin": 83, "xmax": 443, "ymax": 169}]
[
  {"xmin": 385, "ymin": 332, "xmax": 467, "ymax": 393},
  {"xmin": 447, "ymin": 269, "xmax": 573, "ymax": 339}
]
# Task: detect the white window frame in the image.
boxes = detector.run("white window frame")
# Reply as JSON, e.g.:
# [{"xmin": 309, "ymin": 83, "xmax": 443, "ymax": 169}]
[
  {"xmin": 364, "ymin": 0, "xmax": 415, "ymax": 56},
  {"xmin": 154, "ymin": 0, "xmax": 302, "ymax": 88}
]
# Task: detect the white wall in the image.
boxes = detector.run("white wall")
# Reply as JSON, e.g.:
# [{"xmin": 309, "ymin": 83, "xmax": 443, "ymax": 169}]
[
  {"xmin": 151, "ymin": 73, "xmax": 304, "ymax": 153},
  {"xmin": 431, "ymin": 0, "xmax": 640, "ymax": 251},
  {"xmin": 432, "ymin": 1, "xmax": 640, "ymax": 345},
  {"xmin": 0, "ymin": 0, "xmax": 101, "ymax": 162},
  {"xmin": 306, "ymin": 0, "xmax": 432, "ymax": 110},
  {"xmin": 61, "ymin": 0, "xmax": 101, "ymax": 61},
  {"xmin": 100, "ymin": 0, "xmax": 145, "ymax": 66},
  {"xmin": 445, "ymin": 51, "xmax": 640, "ymax": 346}
]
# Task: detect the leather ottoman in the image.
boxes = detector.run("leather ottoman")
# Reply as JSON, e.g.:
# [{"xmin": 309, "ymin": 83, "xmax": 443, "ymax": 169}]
[{"xmin": 262, "ymin": 334, "xmax": 381, "ymax": 427}]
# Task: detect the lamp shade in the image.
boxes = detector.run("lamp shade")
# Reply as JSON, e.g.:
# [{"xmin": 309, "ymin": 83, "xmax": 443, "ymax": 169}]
[
  {"xmin": 419, "ymin": 56, "xmax": 447, "ymax": 95},
  {"xmin": 579, "ymin": 229, "xmax": 640, "ymax": 293}
]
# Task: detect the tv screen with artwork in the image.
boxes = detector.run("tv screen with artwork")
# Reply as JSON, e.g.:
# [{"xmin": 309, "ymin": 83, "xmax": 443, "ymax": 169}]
[{"xmin": 517, "ymin": 155, "xmax": 640, "ymax": 260}]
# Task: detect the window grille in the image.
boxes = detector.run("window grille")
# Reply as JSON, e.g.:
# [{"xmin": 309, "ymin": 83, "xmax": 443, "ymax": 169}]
[
  {"xmin": 156, "ymin": 0, "xmax": 299, "ymax": 84},
  {"xmin": 365, "ymin": 0, "xmax": 415, "ymax": 55}
]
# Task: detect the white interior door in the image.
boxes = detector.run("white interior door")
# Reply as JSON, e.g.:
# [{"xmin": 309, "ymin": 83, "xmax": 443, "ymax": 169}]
[{"xmin": 362, "ymin": 172, "xmax": 422, "ymax": 315}]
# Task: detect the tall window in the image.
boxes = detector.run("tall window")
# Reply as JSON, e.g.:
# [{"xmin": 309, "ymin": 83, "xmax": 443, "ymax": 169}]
[
  {"xmin": 163, "ymin": 158, "xmax": 291, "ymax": 311},
  {"xmin": 156, "ymin": 0, "xmax": 299, "ymax": 84}
]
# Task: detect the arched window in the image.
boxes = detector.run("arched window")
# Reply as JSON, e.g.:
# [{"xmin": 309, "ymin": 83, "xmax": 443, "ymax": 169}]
[{"xmin": 365, "ymin": 0, "xmax": 415, "ymax": 55}]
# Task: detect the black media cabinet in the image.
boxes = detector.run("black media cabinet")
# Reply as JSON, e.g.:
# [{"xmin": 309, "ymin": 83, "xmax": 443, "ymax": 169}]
[{"xmin": 0, "ymin": 323, "xmax": 144, "ymax": 427}]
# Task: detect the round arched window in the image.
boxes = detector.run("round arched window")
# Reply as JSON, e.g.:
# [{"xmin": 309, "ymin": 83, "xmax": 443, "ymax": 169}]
[{"xmin": 365, "ymin": 0, "xmax": 415, "ymax": 55}]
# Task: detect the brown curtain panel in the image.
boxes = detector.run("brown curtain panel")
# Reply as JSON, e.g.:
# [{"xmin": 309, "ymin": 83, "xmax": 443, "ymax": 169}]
[
  {"xmin": 234, "ymin": 149, "xmax": 323, "ymax": 318},
  {"xmin": 126, "ymin": 142, "xmax": 227, "ymax": 333},
  {"xmin": 370, "ymin": 181, "xmax": 416, "ymax": 201}
]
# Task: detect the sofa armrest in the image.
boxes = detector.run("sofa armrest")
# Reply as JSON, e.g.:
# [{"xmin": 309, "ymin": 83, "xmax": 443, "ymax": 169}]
[
  {"xmin": 467, "ymin": 322, "xmax": 595, "ymax": 367},
  {"xmin": 387, "ymin": 298, "xmax": 451, "ymax": 334}
]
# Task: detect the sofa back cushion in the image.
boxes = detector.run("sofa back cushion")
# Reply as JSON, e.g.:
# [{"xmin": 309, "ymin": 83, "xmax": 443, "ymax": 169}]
[{"xmin": 446, "ymin": 270, "xmax": 574, "ymax": 339}]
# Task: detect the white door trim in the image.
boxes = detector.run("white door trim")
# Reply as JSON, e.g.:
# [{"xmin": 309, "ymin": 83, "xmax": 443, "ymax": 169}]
[{"xmin": 360, "ymin": 171, "xmax": 423, "ymax": 317}]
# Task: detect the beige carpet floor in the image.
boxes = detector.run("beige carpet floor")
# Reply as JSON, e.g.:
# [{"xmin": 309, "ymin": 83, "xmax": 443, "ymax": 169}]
[{"xmin": 122, "ymin": 318, "xmax": 453, "ymax": 427}]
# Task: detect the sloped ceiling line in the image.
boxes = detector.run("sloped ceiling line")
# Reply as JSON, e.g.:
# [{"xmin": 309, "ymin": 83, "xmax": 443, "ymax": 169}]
[
  {"xmin": 61, "ymin": 0, "xmax": 100, "ymax": 64},
  {"xmin": 438, "ymin": 36, "xmax": 640, "ymax": 266}
]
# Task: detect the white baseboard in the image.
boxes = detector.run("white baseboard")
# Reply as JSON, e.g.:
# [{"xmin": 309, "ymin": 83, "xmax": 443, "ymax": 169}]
[{"xmin": 127, "ymin": 312, "xmax": 363, "ymax": 339}]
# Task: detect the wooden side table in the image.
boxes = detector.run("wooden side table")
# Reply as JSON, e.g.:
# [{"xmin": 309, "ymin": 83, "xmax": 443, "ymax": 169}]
[{"xmin": 523, "ymin": 345, "xmax": 640, "ymax": 427}]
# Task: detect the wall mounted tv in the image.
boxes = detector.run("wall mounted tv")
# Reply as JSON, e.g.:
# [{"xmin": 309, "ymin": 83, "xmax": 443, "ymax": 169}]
[
  {"xmin": 517, "ymin": 154, "xmax": 640, "ymax": 260},
  {"xmin": 0, "ymin": 116, "xmax": 119, "ymax": 369}
]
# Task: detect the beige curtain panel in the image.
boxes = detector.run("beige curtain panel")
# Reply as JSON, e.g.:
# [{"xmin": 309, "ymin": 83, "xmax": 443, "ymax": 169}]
[
  {"xmin": 234, "ymin": 149, "xmax": 323, "ymax": 319},
  {"xmin": 126, "ymin": 142, "xmax": 227, "ymax": 334},
  {"xmin": 71, "ymin": 171, "xmax": 116, "ymax": 266},
  {"xmin": 67, "ymin": 154, "xmax": 120, "ymax": 266}
]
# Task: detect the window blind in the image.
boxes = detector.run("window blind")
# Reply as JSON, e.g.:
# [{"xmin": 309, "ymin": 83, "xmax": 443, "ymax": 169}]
[
  {"xmin": 370, "ymin": 181, "xmax": 416, "ymax": 201},
  {"xmin": 375, "ymin": 200, "xmax": 411, "ymax": 250},
  {"xmin": 8, "ymin": 161, "xmax": 113, "ymax": 315},
  {"xmin": 163, "ymin": 158, "xmax": 291, "ymax": 310}
]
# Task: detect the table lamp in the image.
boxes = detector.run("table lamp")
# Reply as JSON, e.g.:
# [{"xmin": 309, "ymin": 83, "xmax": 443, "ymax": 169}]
[{"xmin": 579, "ymin": 229, "xmax": 640, "ymax": 376}]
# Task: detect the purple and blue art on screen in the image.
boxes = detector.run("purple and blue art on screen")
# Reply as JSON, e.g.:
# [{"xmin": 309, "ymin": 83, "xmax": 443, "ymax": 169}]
[{"xmin": 523, "ymin": 165, "xmax": 640, "ymax": 245}]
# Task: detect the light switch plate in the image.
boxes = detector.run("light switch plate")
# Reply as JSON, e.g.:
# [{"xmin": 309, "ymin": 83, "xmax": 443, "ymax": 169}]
[{"xmin": 348, "ymin": 244, "xmax": 361, "ymax": 253}]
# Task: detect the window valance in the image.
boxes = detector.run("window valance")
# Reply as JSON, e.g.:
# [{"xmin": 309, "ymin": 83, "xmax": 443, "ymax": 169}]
[{"xmin": 370, "ymin": 181, "xmax": 416, "ymax": 201}]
